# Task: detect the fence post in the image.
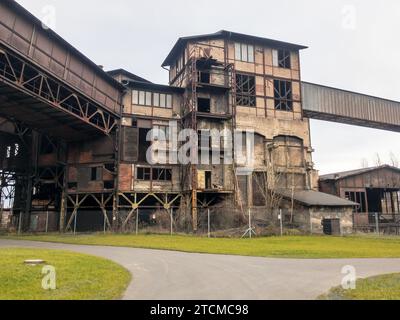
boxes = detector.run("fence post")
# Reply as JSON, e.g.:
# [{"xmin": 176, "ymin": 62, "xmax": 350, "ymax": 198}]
[
  {"xmin": 45, "ymin": 210, "xmax": 49, "ymax": 233},
  {"xmin": 103, "ymin": 212, "xmax": 106, "ymax": 234},
  {"xmin": 170, "ymin": 208, "xmax": 173, "ymax": 236},
  {"xmin": 375, "ymin": 212, "xmax": 380, "ymax": 235},
  {"xmin": 73, "ymin": 212, "xmax": 77, "ymax": 235},
  {"xmin": 279, "ymin": 209, "xmax": 283, "ymax": 237},
  {"xmin": 136, "ymin": 209, "xmax": 139, "ymax": 235},
  {"xmin": 208, "ymin": 208, "xmax": 211, "ymax": 238},
  {"xmin": 249, "ymin": 208, "xmax": 252, "ymax": 239},
  {"xmin": 18, "ymin": 212, "xmax": 22, "ymax": 234}
]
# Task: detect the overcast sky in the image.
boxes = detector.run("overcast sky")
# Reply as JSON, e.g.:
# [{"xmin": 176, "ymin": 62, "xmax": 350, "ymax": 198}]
[{"xmin": 16, "ymin": 0, "xmax": 400, "ymax": 174}]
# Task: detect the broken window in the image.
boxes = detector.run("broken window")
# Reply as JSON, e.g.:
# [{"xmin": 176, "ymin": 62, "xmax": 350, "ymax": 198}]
[
  {"xmin": 152, "ymin": 168, "xmax": 172, "ymax": 181},
  {"xmin": 274, "ymin": 80, "xmax": 293, "ymax": 111},
  {"xmin": 236, "ymin": 74, "xmax": 256, "ymax": 107},
  {"xmin": 136, "ymin": 167, "xmax": 151, "ymax": 181},
  {"xmin": 345, "ymin": 191, "xmax": 367, "ymax": 213},
  {"xmin": 138, "ymin": 128, "xmax": 151, "ymax": 163},
  {"xmin": 136, "ymin": 167, "xmax": 172, "ymax": 181},
  {"xmin": 198, "ymin": 98, "xmax": 211, "ymax": 113},
  {"xmin": 235, "ymin": 43, "xmax": 254, "ymax": 63},
  {"xmin": 91, "ymin": 167, "xmax": 102, "ymax": 181},
  {"xmin": 273, "ymin": 49, "xmax": 291, "ymax": 69},
  {"xmin": 198, "ymin": 71, "xmax": 211, "ymax": 84}
]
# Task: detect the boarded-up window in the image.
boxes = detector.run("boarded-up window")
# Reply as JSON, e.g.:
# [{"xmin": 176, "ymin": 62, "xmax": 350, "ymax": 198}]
[
  {"xmin": 122, "ymin": 127, "xmax": 139, "ymax": 162},
  {"xmin": 277, "ymin": 173, "xmax": 306, "ymax": 190},
  {"xmin": 77, "ymin": 167, "xmax": 91, "ymax": 189},
  {"xmin": 272, "ymin": 136, "xmax": 304, "ymax": 168}
]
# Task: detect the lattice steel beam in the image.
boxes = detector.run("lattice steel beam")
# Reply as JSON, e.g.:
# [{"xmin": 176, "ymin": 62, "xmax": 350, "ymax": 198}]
[{"xmin": 0, "ymin": 46, "xmax": 119, "ymax": 135}]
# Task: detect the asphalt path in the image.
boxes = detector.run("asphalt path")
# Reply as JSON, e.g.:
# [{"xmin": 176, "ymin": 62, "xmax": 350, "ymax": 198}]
[{"xmin": 1, "ymin": 239, "xmax": 399, "ymax": 300}]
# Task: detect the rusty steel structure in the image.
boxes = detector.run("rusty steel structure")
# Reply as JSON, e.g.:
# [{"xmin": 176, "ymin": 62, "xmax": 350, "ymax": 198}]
[
  {"xmin": 0, "ymin": 0, "xmax": 123, "ymax": 232},
  {"xmin": 179, "ymin": 45, "xmax": 237, "ymax": 230},
  {"xmin": 0, "ymin": 1, "xmax": 399, "ymax": 234}
]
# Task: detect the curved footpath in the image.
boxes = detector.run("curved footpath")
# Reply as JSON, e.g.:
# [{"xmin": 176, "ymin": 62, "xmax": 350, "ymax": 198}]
[{"xmin": 1, "ymin": 239, "xmax": 400, "ymax": 300}]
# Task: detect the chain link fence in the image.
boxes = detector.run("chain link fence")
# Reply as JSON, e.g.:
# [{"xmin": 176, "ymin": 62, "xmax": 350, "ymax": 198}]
[
  {"xmin": 353, "ymin": 213, "xmax": 400, "ymax": 235},
  {"xmin": 118, "ymin": 206, "xmax": 308, "ymax": 237}
]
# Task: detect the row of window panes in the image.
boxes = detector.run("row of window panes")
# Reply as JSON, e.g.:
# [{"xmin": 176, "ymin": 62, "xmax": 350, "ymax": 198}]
[
  {"xmin": 235, "ymin": 74, "xmax": 293, "ymax": 111},
  {"xmin": 234, "ymin": 43, "xmax": 255, "ymax": 63},
  {"xmin": 132, "ymin": 90, "xmax": 172, "ymax": 108},
  {"xmin": 234, "ymin": 43, "xmax": 292, "ymax": 69}
]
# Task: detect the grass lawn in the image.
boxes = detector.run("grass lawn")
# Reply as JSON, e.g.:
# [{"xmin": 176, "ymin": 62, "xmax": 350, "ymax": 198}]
[
  {"xmin": 5, "ymin": 233, "xmax": 400, "ymax": 259},
  {"xmin": 0, "ymin": 248, "xmax": 131, "ymax": 300},
  {"xmin": 320, "ymin": 273, "xmax": 400, "ymax": 300}
]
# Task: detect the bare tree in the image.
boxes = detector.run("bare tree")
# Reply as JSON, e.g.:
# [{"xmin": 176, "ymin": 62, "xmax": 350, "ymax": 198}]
[
  {"xmin": 360, "ymin": 158, "xmax": 369, "ymax": 168},
  {"xmin": 389, "ymin": 152, "xmax": 399, "ymax": 168},
  {"xmin": 374, "ymin": 153, "xmax": 383, "ymax": 167},
  {"xmin": 253, "ymin": 161, "xmax": 285, "ymax": 220}
]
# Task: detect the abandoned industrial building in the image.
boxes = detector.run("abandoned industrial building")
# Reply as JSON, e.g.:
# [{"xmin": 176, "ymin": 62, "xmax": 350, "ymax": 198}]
[{"xmin": 0, "ymin": 0, "xmax": 399, "ymax": 235}]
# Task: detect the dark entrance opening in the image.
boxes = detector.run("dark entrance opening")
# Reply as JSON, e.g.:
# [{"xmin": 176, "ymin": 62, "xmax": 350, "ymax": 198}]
[
  {"xmin": 205, "ymin": 171, "xmax": 212, "ymax": 190},
  {"xmin": 322, "ymin": 218, "xmax": 341, "ymax": 235},
  {"xmin": 198, "ymin": 71, "xmax": 211, "ymax": 84},
  {"xmin": 198, "ymin": 98, "xmax": 211, "ymax": 113},
  {"xmin": 366, "ymin": 188, "xmax": 382, "ymax": 213},
  {"xmin": 138, "ymin": 128, "xmax": 151, "ymax": 162}
]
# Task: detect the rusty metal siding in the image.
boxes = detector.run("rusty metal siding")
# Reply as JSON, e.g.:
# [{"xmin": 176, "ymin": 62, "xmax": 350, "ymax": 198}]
[
  {"xmin": 0, "ymin": 0, "xmax": 122, "ymax": 114},
  {"xmin": 302, "ymin": 82, "xmax": 400, "ymax": 131}
]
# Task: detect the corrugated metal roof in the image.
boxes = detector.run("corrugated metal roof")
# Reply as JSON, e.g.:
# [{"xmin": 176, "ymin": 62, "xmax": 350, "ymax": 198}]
[
  {"xmin": 5, "ymin": 0, "xmax": 124, "ymax": 91},
  {"xmin": 107, "ymin": 69, "xmax": 152, "ymax": 84},
  {"xmin": 124, "ymin": 80, "xmax": 184, "ymax": 93},
  {"xmin": 162, "ymin": 30, "xmax": 308, "ymax": 67},
  {"xmin": 319, "ymin": 165, "xmax": 400, "ymax": 181},
  {"xmin": 279, "ymin": 190, "xmax": 358, "ymax": 207}
]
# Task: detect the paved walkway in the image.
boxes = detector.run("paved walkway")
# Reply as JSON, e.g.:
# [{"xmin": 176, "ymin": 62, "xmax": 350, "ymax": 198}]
[{"xmin": 1, "ymin": 239, "xmax": 400, "ymax": 300}]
